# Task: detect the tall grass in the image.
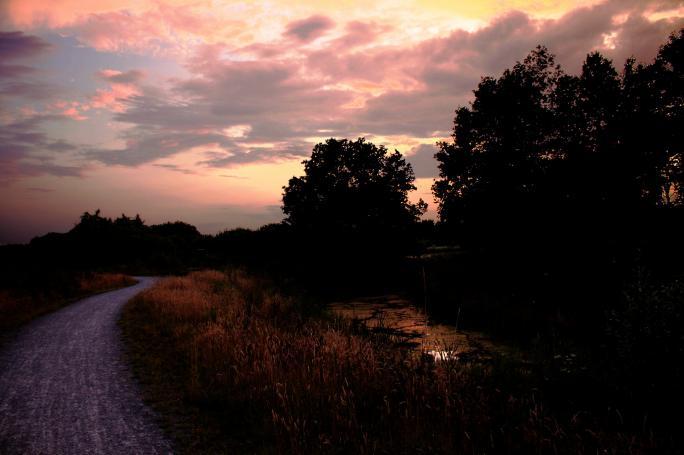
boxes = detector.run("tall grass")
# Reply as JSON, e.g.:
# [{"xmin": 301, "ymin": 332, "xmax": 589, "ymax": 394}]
[{"xmin": 123, "ymin": 270, "xmax": 664, "ymax": 454}]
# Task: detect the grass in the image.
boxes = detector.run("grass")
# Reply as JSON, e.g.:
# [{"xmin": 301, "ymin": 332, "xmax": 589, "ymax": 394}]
[
  {"xmin": 0, "ymin": 272, "xmax": 137, "ymax": 333},
  {"xmin": 121, "ymin": 269, "xmax": 670, "ymax": 454}
]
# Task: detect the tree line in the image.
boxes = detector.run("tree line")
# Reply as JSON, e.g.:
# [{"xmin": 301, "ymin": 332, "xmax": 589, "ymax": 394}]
[
  {"xmin": 1, "ymin": 28, "xmax": 681, "ymax": 444},
  {"xmin": 2, "ymin": 29, "xmax": 682, "ymax": 319}
]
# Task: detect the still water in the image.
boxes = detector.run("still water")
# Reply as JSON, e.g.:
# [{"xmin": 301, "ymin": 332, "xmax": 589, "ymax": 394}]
[{"xmin": 329, "ymin": 295, "xmax": 507, "ymax": 361}]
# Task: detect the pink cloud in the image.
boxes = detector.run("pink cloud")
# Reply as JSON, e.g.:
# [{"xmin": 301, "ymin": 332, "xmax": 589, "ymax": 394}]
[
  {"xmin": 60, "ymin": 106, "xmax": 87, "ymax": 121},
  {"xmin": 329, "ymin": 20, "xmax": 393, "ymax": 50},
  {"xmin": 96, "ymin": 69, "xmax": 145, "ymax": 84},
  {"xmin": 85, "ymin": 0, "xmax": 684, "ymax": 171},
  {"xmin": 4, "ymin": 1, "xmax": 684, "ymax": 177},
  {"xmin": 48, "ymin": 101, "xmax": 89, "ymax": 120},
  {"xmin": 90, "ymin": 84, "xmax": 140, "ymax": 112},
  {"xmin": 87, "ymin": 68, "xmax": 145, "ymax": 112},
  {"xmin": 1, "ymin": 1, "xmax": 259, "ymax": 55}
]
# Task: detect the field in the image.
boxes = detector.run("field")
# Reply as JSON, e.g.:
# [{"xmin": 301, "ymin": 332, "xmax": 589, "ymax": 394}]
[{"xmin": 120, "ymin": 270, "xmax": 665, "ymax": 454}]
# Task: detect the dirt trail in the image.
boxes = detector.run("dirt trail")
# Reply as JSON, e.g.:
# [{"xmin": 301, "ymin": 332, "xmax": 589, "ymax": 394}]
[{"xmin": 0, "ymin": 277, "xmax": 172, "ymax": 454}]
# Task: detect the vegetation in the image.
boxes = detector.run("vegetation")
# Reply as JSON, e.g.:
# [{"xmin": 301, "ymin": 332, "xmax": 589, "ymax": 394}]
[
  {"xmin": 3, "ymin": 26, "xmax": 683, "ymax": 455},
  {"xmin": 426, "ymin": 30, "xmax": 684, "ymax": 338},
  {"xmin": 283, "ymin": 137, "xmax": 426, "ymax": 244},
  {"xmin": 280, "ymin": 137, "xmax": 429, "ymax": 293},
  {"xmin": 0, "ymin": 272, "xmax": 136, "ymax": 333},
  {"xmin": 434, "ymin": 32, "xmax": 683, "ymax": 221},
  {"xmin": 0, "ymin": 209, "xmax": 199, "ymax": 333},
  {"xmin": 122, "ymin": 270, "xmax": 677, "ymax": 454}
]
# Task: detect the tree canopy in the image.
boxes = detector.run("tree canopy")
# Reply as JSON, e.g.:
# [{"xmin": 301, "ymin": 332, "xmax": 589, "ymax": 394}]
[
  {"xmin": 429, "ymin": 30, "xmax": 684, "ymax": 338},
  {"xmin": 433, "ymin": 30, "xmax": 684, "ymax": 237},
  {"xmin": 282, "ymin": 138, "xmax": 426, "ymax": 236}
]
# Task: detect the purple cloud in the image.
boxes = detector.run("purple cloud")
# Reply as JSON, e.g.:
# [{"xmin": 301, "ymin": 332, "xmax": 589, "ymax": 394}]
[
  {"xmin": 0, "ymin": 64, "xmax": 35, "ymax": 78},
  {"xmin": 284, "ymin": 15, "xmax": 335, "ymax": 42},
  {"xmin": 406, "ymin": 144, "xmax": 440, "ymax": 179},
  {"xmin": 0, "ymin": 32, "xmax": 57, "ymax": 100},
  {"xmin": 0, "ymin": 115, "xmax": 83, "ymax": 183},
  {"xmin": 0, "ymin": 31, "xmax": 51, "ymax": 60}
]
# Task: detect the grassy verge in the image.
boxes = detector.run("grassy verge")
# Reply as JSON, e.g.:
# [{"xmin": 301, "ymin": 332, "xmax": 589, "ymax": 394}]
[
  {"xmin": 121, "ymin": 270, "xmax": 665, "ymax": 454},
  {"xmin": 0, "ymin": 272, "xmax": 137, "ymax": 333}
]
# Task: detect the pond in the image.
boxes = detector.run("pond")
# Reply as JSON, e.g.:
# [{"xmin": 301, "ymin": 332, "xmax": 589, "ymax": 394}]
[{"xmin": 329, "ymin": 295, "xmax": 511, "ymax": 361}]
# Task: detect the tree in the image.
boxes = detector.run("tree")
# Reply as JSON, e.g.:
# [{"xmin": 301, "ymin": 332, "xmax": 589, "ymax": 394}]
[
  {"xmin": 652, "ymin": 29, "xmax": 684, "ymax": 205},
  {"xmin": 282, "ymin": 138, "xmax": 426, "ymax": 252},
  {"xmin": 434, "ymin": 31, "xmax": 684, "ymax": 237},
  {"xmin": 430, "ymin": 31, "xmax": 684, "ymax": 340},
  {"xmin": 432, "ymin": 46, "xmax": 561, "ymax": 231}
]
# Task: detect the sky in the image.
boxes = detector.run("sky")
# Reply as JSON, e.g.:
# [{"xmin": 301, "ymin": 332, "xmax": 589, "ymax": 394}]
[{"xmin": 1, "ymin": 0, "xmax": 683, "ymax": 243}]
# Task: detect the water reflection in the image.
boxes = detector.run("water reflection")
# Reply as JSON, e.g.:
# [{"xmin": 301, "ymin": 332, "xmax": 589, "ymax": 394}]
[{"xmin": 329, "ymin": 295, "xmax": 502, "ymax": 361}]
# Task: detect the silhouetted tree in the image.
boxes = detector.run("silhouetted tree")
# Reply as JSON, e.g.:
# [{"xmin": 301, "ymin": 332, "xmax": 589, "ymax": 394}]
[
  {"xmin": 434, "ymin": 30, "xmax": 684, "ymax": 237},
  {"xmin": 283, "ymin": 138, "xmax": 426, "ymax": 242},
  {"xmin": 430, "ymin": 29, "xmax": 684, "ymax": 342},
  {"xmin": 652, "ymin": 29, "xmax": 684, "ymax": 204},
  {"xmin": 432, "ymin": 47, "xmax": 561, "ymax": 229},
  {"xmin": 280, "ymin": 138, "xmax": 427, "ymax": 291}
]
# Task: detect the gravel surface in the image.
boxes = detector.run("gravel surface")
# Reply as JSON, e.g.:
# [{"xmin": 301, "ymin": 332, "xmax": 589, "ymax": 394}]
[{"xmin": 0, "ymin": 277, "xmax": 173, "ymax": 454}]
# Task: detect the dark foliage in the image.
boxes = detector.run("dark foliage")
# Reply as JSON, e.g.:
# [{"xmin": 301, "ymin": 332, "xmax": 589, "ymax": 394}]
[
  {"xmin": 431, "ymin": 31, "xmax": 684, "ymax": 340},
  {"xmin": 426, "ymin": 30, "xmax": 684, "ymax": 435},
  {"xmin": 283, "ymin": 137, "xmax": 426, "ymax": 234},
  {"xmin": 277, "ymin": 138, "xmax": 427, "ymax": 294},
  {"xmin": 0, "ymin": 210, "xmax": 207, "ymax": 301}
]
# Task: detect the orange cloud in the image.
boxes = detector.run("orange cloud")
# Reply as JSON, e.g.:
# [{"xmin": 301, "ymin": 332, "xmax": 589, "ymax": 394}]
[
  {"xmin": 2, "ymin": 0, "xmax": 635, "ymax": 56},
  {"xmin": 60, "ymin": 106, "xmax": 87, "ymax": 121}
]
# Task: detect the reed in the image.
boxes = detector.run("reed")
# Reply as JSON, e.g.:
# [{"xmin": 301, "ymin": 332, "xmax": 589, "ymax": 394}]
[{"xmin": 123, "ymin": 269, "xmax": 661, "ymax": 454}]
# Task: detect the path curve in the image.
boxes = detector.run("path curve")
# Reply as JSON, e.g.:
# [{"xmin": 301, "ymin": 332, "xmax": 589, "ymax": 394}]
[{"xmin": 0, "ymin": 277, "xmax": 172, "ymax": 454}]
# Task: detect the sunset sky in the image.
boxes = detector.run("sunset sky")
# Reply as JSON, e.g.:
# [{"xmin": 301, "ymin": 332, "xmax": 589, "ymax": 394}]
[{"xmin": 1, "ymin": 0, "xmax": 683, "ymax": 243}]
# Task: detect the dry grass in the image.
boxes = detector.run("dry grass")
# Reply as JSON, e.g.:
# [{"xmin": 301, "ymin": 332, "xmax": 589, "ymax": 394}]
[
  {"xmin": 122, "ymin": 270, "xmax": 662, "ymax": 454},
  {"xmin": 1, "ymin": 272, "xmax": 136, "ymax": 332},
  {"xmin": 78, "ymin": 272, "xmax": 137, "ymax": 295}
]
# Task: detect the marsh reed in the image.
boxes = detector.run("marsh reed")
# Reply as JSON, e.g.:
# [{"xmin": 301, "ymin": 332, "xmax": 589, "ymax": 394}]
[{"xmin": 123, "ymin": 270, "xmax": 659, "ymax": 454}]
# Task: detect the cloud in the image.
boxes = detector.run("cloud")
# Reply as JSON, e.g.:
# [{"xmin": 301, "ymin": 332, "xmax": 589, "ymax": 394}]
[
  {"xmin": 406, "ymin": 143, "xmax": 440, "ymax": 179},
  {"xmin": 0, "ymin": 31, "xmax": 51, "ymax": 60},
  {"xmin": 0, "ymin": 64, "xmax": 35, "ymax": 78},
  {"xmin": 96, "ymin": 69, "xmax": 145, "ymax": 84},
  {"xmin": 46, "ymin": 140, "xmax": 77, "ymax": 152},
  {"xmin": 86, "ymin": 54, "xmax": 353, "ymax": 166},
  {"xmin": 0, "ymin": 115, "xmax": 83, "ymax": 182},
  {"xmin": 86, "ymin": 126, "xmax": 231, "ymax": 166},
  {"xmin": 0, "ymin": 31, "xmax": 58, "ymax": 101},
  {"xmin": 84, "ymin": 68, "xmax": 146, "ymax": 113},
  {"xmin": 85, "ymin": 1, "xmax": 683, "ymax": 171},
  {"xmin": 338, "ymin": 1, "xmax": 684, "ymax": 137},
  {"xmin": 1, "ymin": 2, "xmax": 260, "ymax": 55},
  {"xmin": 197, "ymin": 141, "xmax": 310, "ymax": 168},
  {"xmin": 0, "ymin": 80, "xmax": 56, "ymax": 100},
  {"xmin": 89, "ymin": 83, "xmax": 140, "ymax": 112},
  {"xmin": 329, "ymin": 20, "xmax": 392, "ymax": 50},
  {"xmin": 284, "ymin": 15, "xmax": 335, "ymax": 42},
  {"xmin": 15, "ymin": 0, "xmax": 680, "ymax": 177},
  {"xmin": 152, "ymin": 163, "xmax": 196, "ymax": 174}
]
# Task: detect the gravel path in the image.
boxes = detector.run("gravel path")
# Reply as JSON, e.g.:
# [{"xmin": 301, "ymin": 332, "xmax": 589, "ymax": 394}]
[{"xmin": 0, "ymin": 277, "xmax": 173, "ymax": 454}]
